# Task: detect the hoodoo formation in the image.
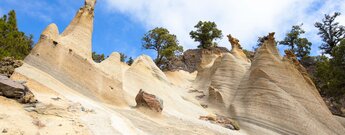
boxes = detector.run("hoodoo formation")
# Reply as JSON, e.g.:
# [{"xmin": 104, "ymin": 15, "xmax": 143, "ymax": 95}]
[{"xmin": 1, "ymin": 0, "xmax": 345, "ymax": 134}]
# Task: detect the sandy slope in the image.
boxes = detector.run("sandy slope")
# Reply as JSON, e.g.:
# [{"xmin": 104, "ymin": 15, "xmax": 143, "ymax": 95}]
[{"xmin": 6, "ymin": 59, "xmax": 244, "ymax": 135}]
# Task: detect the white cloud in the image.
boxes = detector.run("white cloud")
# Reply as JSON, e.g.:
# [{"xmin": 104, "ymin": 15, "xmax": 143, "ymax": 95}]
[{"xmin": 104, "ymin": 0, "xmax": 345, "ymax": 53}]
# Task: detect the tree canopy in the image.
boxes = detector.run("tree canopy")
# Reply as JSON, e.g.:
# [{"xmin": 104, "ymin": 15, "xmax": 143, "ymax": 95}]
[
  {"xmin": 315, "ymin": 12, "xmax": 345, "ymax": 55},
  {"xmin": 279, "ymin": 24, "xmax": 312, "ymax": 59},
  {"xmin": 0, "ymin": 10, "xmax": 33, "ymax": 60},
  {"xmin": 126, "ymin": 57, "xmax": 134, "ymax": 66},
  {"xmin": 190, "ymin": 21, "xmax": 223, "ymax": 49},
  {"xmin": 315, "ymin": 40, "xmax": 345, "ymax": 98},
  {"xmin": 252, "ymin": 35, "xmax": 268, "ymax": 51},
  {"xmin": 92, "ymin": 51, "xmax": 105, "ymax": 63},
  {"xmin": 120, "ymin": 53, "xmax": 127, "ymax": 62},
  {"xmin": 142, "ymin": 27, "xmax": 183, "ymax": 69}
]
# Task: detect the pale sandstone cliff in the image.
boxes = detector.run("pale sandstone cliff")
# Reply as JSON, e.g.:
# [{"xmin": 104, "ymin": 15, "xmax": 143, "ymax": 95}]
[
  {"xmin": 228, "ymin": 33, "xmax": 345, "ymax": 135},
  {"xmin": 190, "ymin": 33, "xmax": 345, "ymax": 135},
  {"xmin": 0, "ymin": 0, "xmax": 344, "ymax": 134}
]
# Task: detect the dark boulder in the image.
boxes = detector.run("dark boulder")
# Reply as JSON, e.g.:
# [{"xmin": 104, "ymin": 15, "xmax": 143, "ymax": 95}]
[
  {"xmin": 135, "ymin": 89, "xmax": 163, "ymax": 112},
  {"xmin": 0, "ymin": 75, "xmax": 36, "ymax": 103}
]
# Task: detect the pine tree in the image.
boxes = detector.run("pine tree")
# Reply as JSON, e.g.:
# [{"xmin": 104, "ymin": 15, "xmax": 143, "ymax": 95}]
[
  {"xmin": 0, "ymin": 10, "xmax": 33, "ymax": 60},
  {"xmin": 92, "ymin": 52, "xmax": 105, "ymax": 63},
  {"xmin": 315, "ymin": 12, "xmax": 345, "ymax": 55},
  {"xmin": 190, "ymin": 21, "xmax": 223, "ymax": 49},
  {"xmin": 127, "ymin": 57, "xmax": 134, "ymax": 66},
  {"xmin": 142, "ymin": 27, "xmax": 183, "ymax": 69},
  {"xmin": 279, "ymin": 24, "xmax": 312, "ymax": 59},
  {"xmin": 120, "ymin": 53, "xmax": 127, "ymax": 62}
]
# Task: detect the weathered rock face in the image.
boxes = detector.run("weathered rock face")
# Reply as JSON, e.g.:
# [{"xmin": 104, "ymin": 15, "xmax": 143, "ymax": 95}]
[
  {"xmin": 0, "ymin": 57, "xmax": 23, "ymax": 77},
  {"xmin": 17, "ymin": 0, "xmax": 126, "ymax": 106},
  {"xmin": 192, "ymin": 35, "xmax": 250, "ymax": 108},
  {"xmin": 227, "ymin": 34, "xmax": 250, "ymax": 62},
  {"xmin": 60, "ymin": 0, "xmax": 96, "ymax": 58},
  {"xmin": 166, "ymin": 47, "xmax": 230, "ymax": 72},
  {"xmin": 229, "ymin": 32, "xmax": 345, "ymax": 135},
  {"xmin": 135, "ymin": 89, "xmax": 163, "ymax": 112},
  {"xmin": 191, "ymin": 33, "xmax": 345, "ymax": 134},
  {"xmin": 0, "ymin": 75, "xmax": 36, "ymax": 103},
  {"xmin": 208, "ymin": 86, "xmax": 224, "ymax": 104}
]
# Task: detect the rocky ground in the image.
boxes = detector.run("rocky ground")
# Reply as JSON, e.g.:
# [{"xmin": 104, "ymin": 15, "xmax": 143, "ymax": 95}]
[{"xmin": 0, "ymin": 57, "xmax": 23, "ymax": 78}]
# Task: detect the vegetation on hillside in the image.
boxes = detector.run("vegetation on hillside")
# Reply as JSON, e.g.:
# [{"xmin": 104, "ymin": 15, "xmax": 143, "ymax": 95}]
[
  {"xmin": 279, "ymin": 24, "xmax": 312, "ymax": 60},
  {"xmin": 313, "ymin": 13, "xmax": 345, "ymax": 99},
  {"xmin": 127, "ymin": 57, "xmax": 134, "ymax": 65},
  {"xmin": 120, "ymin": 53, "xmax": 127, "ymax": 62},
  {"xmin": 314, "ymin": 40, "xmax": 345, "ymax": 98},
  {"xmin": 92, "ymin": 51, "xmax": 105, "ymax": 63},
  {"xmin": 0, "ymin": 10, "xmax": 33, "ymax": 60},
  {"xmin": 142, "ymin": 27, "xmax": 183, "ymax": 70}
]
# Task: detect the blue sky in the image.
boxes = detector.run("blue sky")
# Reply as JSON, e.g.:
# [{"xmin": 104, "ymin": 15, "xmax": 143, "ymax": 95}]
[
  {"xmin": 1, "ymin": 0, "xmax": 345, "ymax": 60},
  {"xmin": 0, "ymin": 0, "xmax": 155, "ymax": 59}
]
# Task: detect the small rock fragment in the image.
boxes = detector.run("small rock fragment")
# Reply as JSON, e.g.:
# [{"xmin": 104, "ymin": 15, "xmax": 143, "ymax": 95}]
[
  {"xmin": 199, "ymin": 114, "xmax": 240, "ymax": 130},
  {"xmin": 2, "ymin": 128, "xmax": 8, "ymax": 133}
]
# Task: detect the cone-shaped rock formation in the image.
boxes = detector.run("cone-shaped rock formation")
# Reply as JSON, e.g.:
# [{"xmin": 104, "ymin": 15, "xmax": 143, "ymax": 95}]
[{"xmin": 4, "ymin": 0, "xmax": 344, "ymax": 134}]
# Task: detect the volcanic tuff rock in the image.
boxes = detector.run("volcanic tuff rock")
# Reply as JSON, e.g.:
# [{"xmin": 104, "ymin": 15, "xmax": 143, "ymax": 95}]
[
  {"xmin": 191, "ymin": 32, "xmax": 345, "ymax": 134},
  {"xmin": 5, "ymin": 1, "xmax": 234, "ymax": 134},
  {"xmin": 2, "ymin": 0, "xmax": 344, "ymax": 134},
  {"xmin": 229, "ymin": 33, "xmax": 345, "ymax": 134},
  {"xmin": 227, "ymin": 34, "xmax": 250, "ymax": 62}
]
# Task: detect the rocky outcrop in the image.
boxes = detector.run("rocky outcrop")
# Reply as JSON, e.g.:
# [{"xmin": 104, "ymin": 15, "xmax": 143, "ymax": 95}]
[
  {"xmin": 228, "ymin": 32, "xmax": 345, "ymax": 135},
  {"xmin": 193, "ymin": 35, "xmax": 250, "ymax": 108},
  {"xmin": 192, "ymin": 32, "xmax": 345, "ymax": 134},
  {"xmin": 166, "ymin": 47, "xmax": 230, "ymax": 72},
  {"xmin": 0, "ymin": 75, "xmax": 36, "ymax": 103},
  {"xmin": 228, "ymin": 34, "xmax": 250, "ymax": 62},
  {"xmin": 60, "ymin": 0, "xmax": 96, "ymax": 58},
  {"xmin": 135, "ymin": 89, "xmax": 163, "ymax": 112},
  {"xmin": 0, "ymin": 57, "xmax": 23, "ymax": 77},
  {"xmin": 15, "ymin": 0, "xmax": 126, "ymax": 106}
]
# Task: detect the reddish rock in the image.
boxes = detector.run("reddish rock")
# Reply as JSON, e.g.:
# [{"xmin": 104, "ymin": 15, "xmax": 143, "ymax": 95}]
[
  {"xmin": 199, "ymin": 114, "xmax": 240, "ymax": 130},
  {"xmin": 135, "ymin": 89, "xmax": 163, "ymax": 112}
]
